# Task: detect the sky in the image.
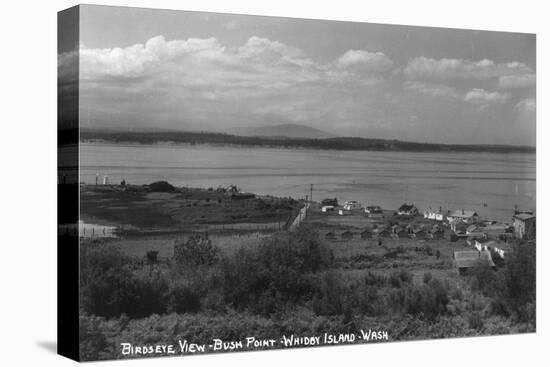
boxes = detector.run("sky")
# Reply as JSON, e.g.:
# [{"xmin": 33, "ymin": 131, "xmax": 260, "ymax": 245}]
[{"xmin": 63, "ymin": 4, "xmax": 536, "ymax": 145}]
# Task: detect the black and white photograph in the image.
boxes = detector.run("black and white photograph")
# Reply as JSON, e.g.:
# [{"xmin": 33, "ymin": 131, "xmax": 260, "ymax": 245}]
[
  {"xmin": 4, "ymin": 1, "xmax": 549, "ymax": 366},
  {"xmin": 55, "ymin": 3, "xmax": 539, "ymax": 362}
]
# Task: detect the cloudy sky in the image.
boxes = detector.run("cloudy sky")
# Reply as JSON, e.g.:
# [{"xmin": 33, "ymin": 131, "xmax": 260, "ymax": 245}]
[{"xmin": 67, "ymin": 5, "xmax": 536, "ymax": 145}]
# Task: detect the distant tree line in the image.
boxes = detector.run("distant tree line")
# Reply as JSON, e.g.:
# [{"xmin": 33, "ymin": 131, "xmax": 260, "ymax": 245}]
[{"xmin": 80, "ymin": 130, "xmax": 535, "ymax": 153}]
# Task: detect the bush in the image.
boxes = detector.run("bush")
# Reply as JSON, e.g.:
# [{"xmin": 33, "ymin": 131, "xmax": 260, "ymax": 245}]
[
  {"xmin": 80, "ymin": 244, "xmax": 169, "ymax": 318},
  {"xmin": 167, "ymin": 282, "xmax": 202, "ymax": 313},
  {"xmin": 218, "ymin": 228, "xmax": 333, "ymax": 315},
  {"xmin": 389, "ymin": 269, "xmax": 413, "ymax": 288},
  {"xmin": 403, "ymin": 279, "xmax": 449, "ymax": 320},
  {"xmin": 468, "ymin": 311, "xmax": 484, "ymax": 331},
  {"xmin": 500, "ymin": 241, "xmax": 536, "ymax": 320},
  {"xmin": 173, "ymin": 235, "xmax": 219, "ymax": 270},
  {"xmin": 311, "ymin": 271, "xmax": 347, "ymax": 316},
  {"xmin": 423, "ymin": 272, "xmax": 433, "ymax": 284},
  {"xmin": 470, "ymin": 259, "xmax": 498, "ymax": 296}
]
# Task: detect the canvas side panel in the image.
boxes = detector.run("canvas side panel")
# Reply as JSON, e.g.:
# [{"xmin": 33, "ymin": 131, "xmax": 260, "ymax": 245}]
[{"xmin": 57, "ymin": 5, "xmax": 80, "ymax": 362}]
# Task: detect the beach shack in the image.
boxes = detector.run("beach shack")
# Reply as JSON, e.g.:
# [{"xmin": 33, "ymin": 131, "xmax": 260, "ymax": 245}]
[
  {"xmin": 429, "ymin": 224, "xmax": 445, "ymax": 240},
  {"xmin": 447, "ymin": 209, "xmax": 479, "ymax": 224},
  {"xmin": 398, "ymin": 203, "xmax": 418, "ymax": 216},
  {"xmin": 365, "ymin": 205, "xmax": 383, "ymax": 214},
  {"xmin": 512, "ymin": 213, "xmax": 536, "ymax": 240},
  {"xmin": 376, "ymin": 227, "xmax": 392, "ymax": 238},
  {"xmin": 360, "ymin": 229, "xmax": 373, "ymax": 239},
  {"xmin": 453, "ymin": 250, "xmax": 495, "ymax": 275},
  {"xmin": 341, "ymin": 230, "xmax": 354, "ymax": 240},
  {"xmin": 450, "ymin": 220, "xmax": 469, "ymax": 234},
  {"xmin": 424, "ymin": 208, "xmax": 446, "ymax": 221},
  {"xmin": 475, "ymin": 239, "xmax": 511, "ymax": 259},
  {"xmin": 325, "ymin": 231, "xmax": 336, "ymax": 240},
  {"xmin": 338, "ymin": 209, "xmax": 352, "ymax": 216},
  {"xmin": 466, "ymin": 224, "xmax": 480, "ymax": 234},
  {"xmin": 343, "ymin": 200, "xmax": 362, "ymax": 211},
  {"xmin": 412, "ymin": 227, "xmax": 428, "ymax": 240},
  {"xmin": 393, "ymin": 225, "xmax": 409, "ymax": 238}
]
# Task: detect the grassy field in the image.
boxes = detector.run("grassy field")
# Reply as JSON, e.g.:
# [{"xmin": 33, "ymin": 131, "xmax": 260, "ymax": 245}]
[
  {"xmin": 80, "ymin": 183, "xmax": 301, "ymax": 232},
  {"xmin": 98, "ymin": 231, "xmax": 271, "ymax": 259}
]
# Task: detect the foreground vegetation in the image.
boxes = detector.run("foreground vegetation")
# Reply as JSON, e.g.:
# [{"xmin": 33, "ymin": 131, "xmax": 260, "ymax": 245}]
[{"xmin": 79, "ymin": 228, "xmax": 535, "ymax": 360}]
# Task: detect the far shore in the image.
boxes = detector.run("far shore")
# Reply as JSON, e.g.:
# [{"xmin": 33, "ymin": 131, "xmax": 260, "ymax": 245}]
[
  {"xmin": 78, "ymin": 129, "xmax": 536, "ymax": 154},
  {"xmin": 80, "ymin": 139, "xmax": 536, "ymax": 155}
]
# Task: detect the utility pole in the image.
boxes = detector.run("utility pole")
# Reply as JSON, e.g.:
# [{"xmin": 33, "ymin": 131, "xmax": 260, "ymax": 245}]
[{"xmin": 310, "ymin": 184, "xmax": 313, "ymax": 204}]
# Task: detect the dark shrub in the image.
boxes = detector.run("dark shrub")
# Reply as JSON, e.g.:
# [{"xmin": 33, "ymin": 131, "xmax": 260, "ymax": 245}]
[
  {"xmin": 489, "ymin": 298, "xmax": 510, "ymax": 317},
  {"xmin": 389, "ymin": 269, "xmax": 413, "ymax": 288},
  {"xmin": 468, "ymin": 311, "xmax": 484, "ymax": 330},
  {"xmin": 80, "ymin": 244, "xmax": 168, "ymax": 318},
  {"xmin": 219, "ymin": 228, "xmax": 333, "ymax": 315},
  {"xmin": 79, "ymin": 315, "xmax": 108, "ymax": 361},
  {"xmin": 403, "ymin": 279, "xmax": 449, "ymax": 320},
  {"xmin": 311, "ymin": 271, "xmax": 346, "ymax": 316},
  {"xmin": 148, "ymin": 180, "xmax": 176, "ymax": 192},
  {"xmin": 500, "ymin": 241, "xmax": 536, "ymax": 320},
  {"xmin": 470, "ymin": 259, "xmax": 498, "ymax": 296},
  {"xmin": 173, "ymin": 235, "xmax": 219, "ymax": 269},
  {"xmin": 168, "ymin": 282, "xmax": 202, "ymax": 313},
  {"xmin": 146, "ymin": 250, "xmax": 158, "ymax": 264}
]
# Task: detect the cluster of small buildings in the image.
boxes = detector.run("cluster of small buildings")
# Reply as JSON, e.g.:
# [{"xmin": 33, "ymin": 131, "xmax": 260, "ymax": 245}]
[
  {"xmin": 324, "ymin": 222, "xmax": 445, "ymax": 241},
  {"xmin": 321, "ymin": 198, "xmax": 535, "ymax": 244}
]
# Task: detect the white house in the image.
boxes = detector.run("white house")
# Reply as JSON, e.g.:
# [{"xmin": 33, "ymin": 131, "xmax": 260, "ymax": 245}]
[
  {"xmin": 424, "ymin": 208, "xmax": 446, "ymax": 221},
  {"xmin": 338, "ymin": 209, "xmax": 352, "ymax": 216},
  {"xmin": 474, "ymin": 239, "xmax": 510, "ymax": 259},
  {"xmin": 447, "ymin": 209, "xmax": 479, "ymax": 224},
  {"xmin": 343, "ymin": 200, "xmax": 362, "ymax": 211}
]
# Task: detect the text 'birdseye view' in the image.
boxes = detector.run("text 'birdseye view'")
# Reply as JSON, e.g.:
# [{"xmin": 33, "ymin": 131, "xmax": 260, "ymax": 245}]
[{"xmin": 58, "ymin": 4, "xmax": 535, "ymax": 362}]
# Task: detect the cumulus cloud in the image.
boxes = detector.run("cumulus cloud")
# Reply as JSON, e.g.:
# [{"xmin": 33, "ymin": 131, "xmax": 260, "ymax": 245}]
[
  {"xmin": 337, "ymin": 50, "xmax": 393, "ymax": 72},
  {"xmin": 79, "ymin": 35, "xmax": 395, "ymax": 97},
  {"xmin": 77, "ymin": 35, "xmax": 397, "ymax": 131},
  {"xmin": 403, "ymin": 82, "xmax": 511, "ymax": 108},
  {"xmin": 403, "ymin": 81, "xmax": 460, "ymax": 99},
  {"xmin": 463, "ymin": 88, "xmax": 510, "ymax": 105},
  {"xmin": 515, "ymin": 97, "xmax": 536, "ymax": 113},
  {"xmin": 403, "ymin": 56, "xmax": 532, "ymax": 80},
  {"xmin": 499, "ymin": 73, "xmax": 536, "ymax": 89}
]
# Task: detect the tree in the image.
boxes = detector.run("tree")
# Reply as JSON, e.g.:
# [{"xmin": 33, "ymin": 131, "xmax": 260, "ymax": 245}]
[{"xmin": 500, "ymin": 241, "xmax": 536, "ymax": 322}]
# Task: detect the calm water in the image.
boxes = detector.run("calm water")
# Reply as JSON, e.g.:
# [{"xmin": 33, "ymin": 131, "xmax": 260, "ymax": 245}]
[{"xmin": 80, "ymin": 143, "xmax": 536, "ymax": 223}]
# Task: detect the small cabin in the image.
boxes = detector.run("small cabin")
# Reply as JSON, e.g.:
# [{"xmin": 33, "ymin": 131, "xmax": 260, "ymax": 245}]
[
  {"xmin": 447, "ymin": 209, "xmax": 479, "ymax": 224},
  {"xmin": 325, "ymin": 231, "xmax": 336, "ymax": 240},
  {"xmin": 412, "ymin": 228, "xmax": 427, "ymax": 239},
  {"xmin": 341, "ymin": 231, "xmax": 354, "ymax": 240},
  {"xmin": 453, "ymin": 250, "xmax": 495, "ymax": 275},
  {"xmin": 398, "ymin": 203, "xmax": 418, "ymax": 216},
  {"xmin": 360, "ymin": 229, "xmax": 373, "ymax": 239},
  {"xmin": 376, "ymin": 227, "xmax": 392, "ymax": 238},
  {"xmin": 513, "ymin": 213, "xmax": 536, "ymax": 240}
]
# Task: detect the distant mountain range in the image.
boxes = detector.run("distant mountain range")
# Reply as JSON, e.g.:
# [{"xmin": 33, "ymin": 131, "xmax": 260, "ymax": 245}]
[{"xmin": 229, "ymin": 123, "xmax": 333, "ymax": 139}]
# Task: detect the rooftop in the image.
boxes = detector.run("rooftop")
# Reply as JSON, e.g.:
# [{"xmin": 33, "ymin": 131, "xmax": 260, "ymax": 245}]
[
  {"xmin": 513, "ymin": 213, "xmax": 536, "ymax": 221},
  {"xmin": 449, "ymin": 210, "xmax": 478, "ymax": 218}
]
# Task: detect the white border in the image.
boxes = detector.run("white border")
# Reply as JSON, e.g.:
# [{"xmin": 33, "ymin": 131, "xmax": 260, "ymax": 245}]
[{"xmin": 1, "ymin": 1, "xmax": 546, "ymax": 366}]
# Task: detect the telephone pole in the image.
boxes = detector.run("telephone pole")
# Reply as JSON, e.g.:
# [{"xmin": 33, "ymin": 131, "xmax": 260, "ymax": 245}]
[{"xmin": 310, "ymin": 184, "xmax": 313, "ymax": 204}]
